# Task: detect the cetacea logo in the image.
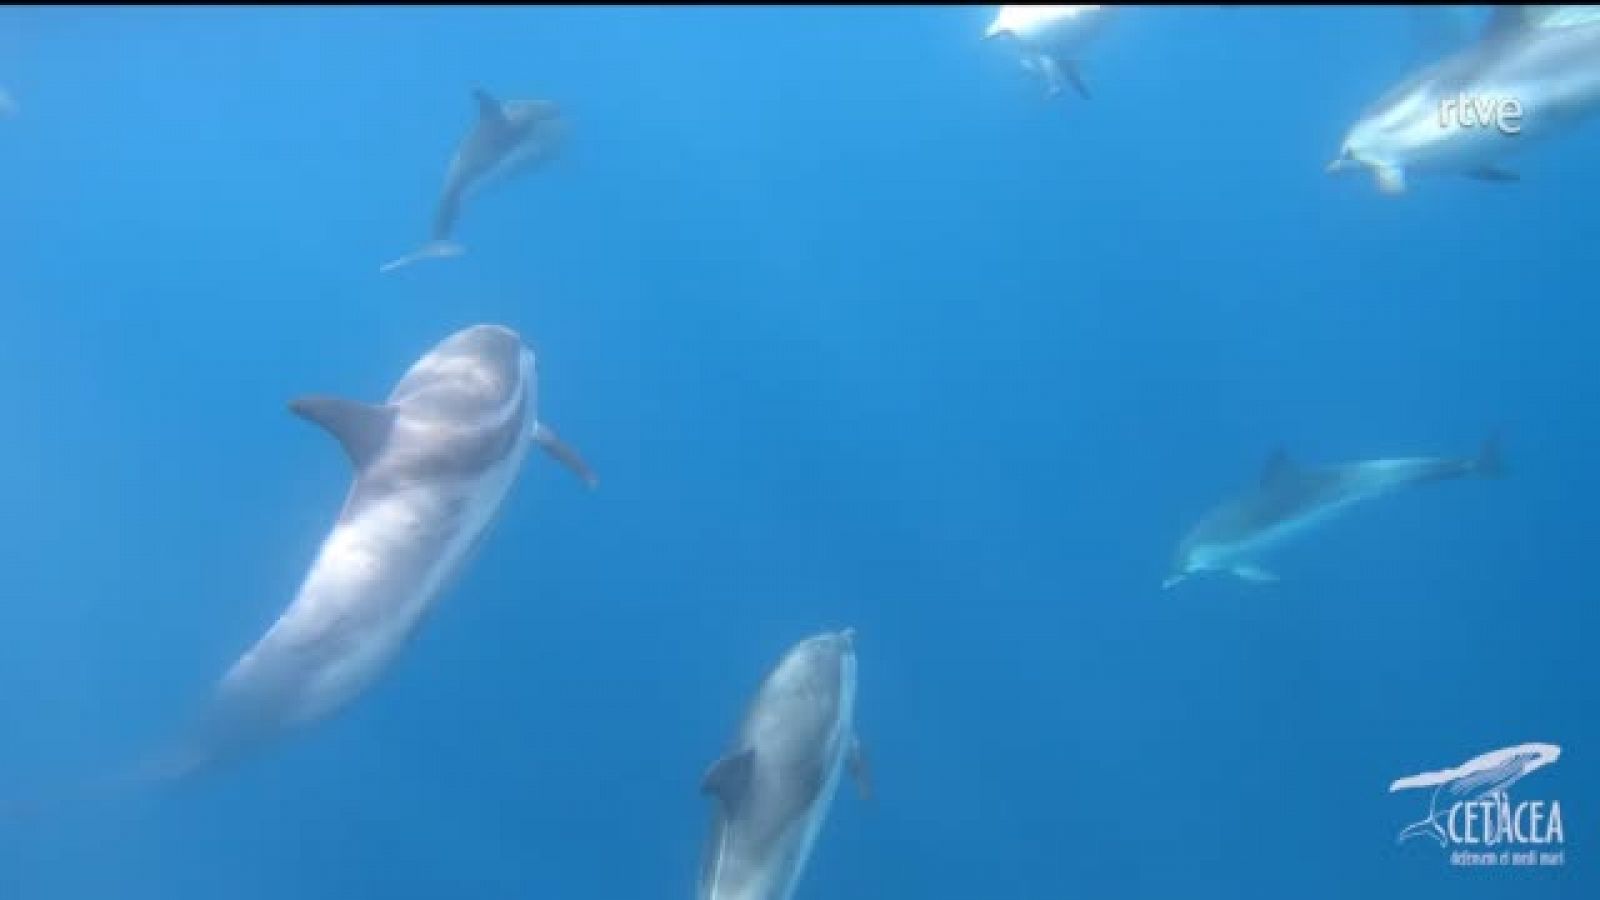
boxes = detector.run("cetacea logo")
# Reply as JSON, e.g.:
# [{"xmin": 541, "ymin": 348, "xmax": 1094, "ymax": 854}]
[{"xmin": 1389, "ymin": 742, "xmax": 1566, "ymax": 868}]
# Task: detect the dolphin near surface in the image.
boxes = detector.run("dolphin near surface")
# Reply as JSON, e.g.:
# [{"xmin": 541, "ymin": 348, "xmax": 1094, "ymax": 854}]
[
  {"xmin": 381, "ymin": 88, "xmax": 568, "ymax": 274},
  {"xmin": 1329, "ymin": 6, "xmax": 1600, "ymax": 194},
  {"xmin": 1164, "ymin": 436, "xmax": 1504, "ymax": 589},
  {"xmin": 156, "ymin": 323, "xmax": 596, "ymax": 781},
  {"xmin": 699, "ymin": 630, "xmax": 870, "ymax": 900},
  {"xmin": 983, "ymin": 5, "xmax": 1115, "ymax": 100}
]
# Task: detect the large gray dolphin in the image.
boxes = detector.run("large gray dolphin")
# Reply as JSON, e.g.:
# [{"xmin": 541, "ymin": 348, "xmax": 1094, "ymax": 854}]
[
  {"xmin": 381, "ymin": 88, "xmax": 567, "ymax": 274},
  {"xmin": 1164, "ymin": 437, "xmax": 1504, "ymax": 589},
  {"xmin": 1329, "ymin": 7, "xmax": 1600, "ymax": 194},
  {"xmin": 699, "ymin": 630, "xmax": 870, "ymax": 900},
  {"xmin": 158, "ymin": 323, "xmax": 596, "ymax": 778}
]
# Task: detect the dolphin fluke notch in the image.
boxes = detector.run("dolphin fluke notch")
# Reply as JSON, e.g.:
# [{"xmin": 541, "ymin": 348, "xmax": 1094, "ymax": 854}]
[
  {"xmin": 290, "ymin": 395, "xmax": 397, "ymax": 469},
  {"xmin": 379, "ymin": 240, "xmax": 466, "ymax": 275}
]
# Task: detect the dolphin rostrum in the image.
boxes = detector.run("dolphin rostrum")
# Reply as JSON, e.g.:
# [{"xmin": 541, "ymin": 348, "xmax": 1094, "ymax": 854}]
[
  {"xmin": 983, "ymin": 5, "xmax": 1114, "ymax": 100},
  {"xmin": 158, "ymin": 324, "xmax": 596, "ymax": 779},
  {"xmin": 1164, "ymin": 436, "xmax": 1504, "ymax": 589},
  {"xmin": 1328, "ymin": 6, "xmax": 1600, "ymax": 194},
  {"xmin": 381, "ymin": 88, "xmax": 568, "ymax": 274},
  {"xmin": 699, "ymin": 629, "xmax": 870, "ymax": 900}
]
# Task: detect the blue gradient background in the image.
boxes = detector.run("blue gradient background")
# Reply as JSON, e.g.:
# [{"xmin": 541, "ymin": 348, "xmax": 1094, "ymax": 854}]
[{"xmin": 0, "ymin": 6, "xmax": 1591, "ymax": 898}]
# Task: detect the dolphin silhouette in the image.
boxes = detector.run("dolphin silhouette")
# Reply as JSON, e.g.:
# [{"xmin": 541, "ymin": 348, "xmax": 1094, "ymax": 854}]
[
  {"xmin": 1165, "ymin": 436, "xmax": 1504, "ymax": 588},
  {"xmin": 381, "ymin": 88, "xmax": 567, "ymax": 273},
  {"xmin": 698, "ymin": 630, "xmax": 870, "ymax": 900},
  {"xmin": 1329, "ymin": 6, "xmax": 1600, "ymax": 193},
  {"xmin": 983, "ymin": 6, "xmax": 1114, "ymax": 100}
]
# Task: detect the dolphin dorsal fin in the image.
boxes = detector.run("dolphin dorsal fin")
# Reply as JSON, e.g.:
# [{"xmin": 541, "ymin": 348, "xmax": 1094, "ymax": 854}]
[
  {"xmin": 1261, "ymin": 448, "xmax": 1296, "ymax": 488},
  {"xmin": 472, "ymin": 87, "xmax": 509, "ymax": 127},
  {"xmin": 289, "ymin": 395, "xmax": 396, "ymax": 470},
  {"xmin": 700, "ymin": 749, "xmax": 755, "ymax": 812}
]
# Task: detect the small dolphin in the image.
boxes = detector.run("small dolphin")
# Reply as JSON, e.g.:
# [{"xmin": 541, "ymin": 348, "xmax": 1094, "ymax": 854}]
[
  {"xmin": 1164, "ymin": 437, "xmax": 1504, "ymax": 589},
  {"xmin": 0, "ymin": 88, "xmax": 15, "ymax": 119},
  {"xmin": 381, "ymin": 88, "xmax": 567, "ymax": 274},
  {"xmin": 699, "ymin": 630, "xmax": 870, "ymax": 900},
  {"xmin": 157, "ymin": 324, "xmax": 595, "ymax": 779},
  {"xmin": 1329, "ymin": 7, "xmax": 1600, "ymax": 194},
  {"xmin": 983, "ymin": 5, "xmax": 1114, "ymax": 100}
]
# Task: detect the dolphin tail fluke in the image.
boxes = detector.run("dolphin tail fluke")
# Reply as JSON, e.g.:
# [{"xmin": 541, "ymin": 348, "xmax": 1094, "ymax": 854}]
[
  {"xmin": 1397, "ymin": 816, "xmax": 1449, "ymax": 847},
  {"xmin": 378, "ymin": 240, "xmax": 465, "ymax": 275},
  {"xmin": 1475, "ymin": 433, "xmax": 1507, "ymax": 478}
]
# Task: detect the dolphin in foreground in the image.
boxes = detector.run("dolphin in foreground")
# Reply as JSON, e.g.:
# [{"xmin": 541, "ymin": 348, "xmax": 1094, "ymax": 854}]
[
  {"xmin": 1329, "ymin": 6, "xmax": 1600, "ymax": 194},
  {"xmin": 1164, "ymin": 436, "xmax": 1504, "ymax": 589},
  {"xmin": 381, "ymin": 88, "xmax": 567, "ymax": 274},
  {"xmin": 0, "ymin": 325, "xmax": 597, "ymax": 821},
  {"xmin": 699, "ymin": 630, "xmax": 870, "ymax": 900},
  {"xmin": 159, "ymin": 323, "xmax": 596, "ymax": 779},
  {"xmin": 983, "ymin": 5, "xmax": 1114, "ymax": 100}
]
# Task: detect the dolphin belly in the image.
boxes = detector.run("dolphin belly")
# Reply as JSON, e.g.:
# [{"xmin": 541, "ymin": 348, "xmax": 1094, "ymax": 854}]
[
  {"xmin": 771, "ymin": 698, "xmax": 853, "ymax": 900},
  {"xmin": 1203, "ymin": 498, "xmax": 1364, "ymax": 569},
  {"xmin": 215, "ymin": 443, "xmax": 528, "ymax": 732}
]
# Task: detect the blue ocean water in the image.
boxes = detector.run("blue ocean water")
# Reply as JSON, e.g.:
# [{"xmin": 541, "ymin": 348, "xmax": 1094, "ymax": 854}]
[{"xmin": 0, "ymin": 5, "xmax": 1593, "ymax": 898}]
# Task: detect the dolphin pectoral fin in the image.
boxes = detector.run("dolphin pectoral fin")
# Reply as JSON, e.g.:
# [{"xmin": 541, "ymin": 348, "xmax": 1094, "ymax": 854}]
[
  {"xmin": 848, "ymin": 736, "xmax": 874, "ymax": 802},
  {"xmin": 289, "ymin": 395, "xmax": 396, "ymax": 469},
  {"xmin": 1374, "ymin": 165, "xmax": 1407, "ymax": 195},
  {"xmin": 1061, "ymin": 60, "xmax": 1092, "ymax": 100},
  {"xmin": 379, "ymin": 240, "xmax": 466, "ymax": 275},
  {"xmin": 531, "ymin": 421, "xmax": 599, "ymax": 488},
  {"xmin": 1161, "ymin": 574, "xmax": 1188, "ymax": 590},
  {"xmin": 701, "ymin": 748, "xmax": 755, "ymax": 812},
  {"xmin": 1466, "ymin": 165, "xmax": 1520, "ymax": 184},
  {"xmin": 1231, "ymin": 564, "xmax": 1279, "ymax": 584}
]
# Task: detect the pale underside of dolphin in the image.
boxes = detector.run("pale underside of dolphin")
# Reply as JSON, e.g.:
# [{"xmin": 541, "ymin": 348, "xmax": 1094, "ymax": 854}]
[
  {"xmin": 145, "ymin": 324, "xmax": 596, "ymax": 785},
  {"xmin": 1164, "ymin": 436, "xmax": 1504, "ymax": 588},
  {"xmin": 984, "ymin": 5, "xmax": 1113, "ymax": 101},
  {"xmin": 380, "ymin": 88, "xmax": 566, "ymax": 274},
  {"xmin": 698, "ymin": 630, "xmax": 871, "ymax": 900},
  {"xmin": 1330, "ymin": 6, "xmax": 1600, "ymax": 193}
]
